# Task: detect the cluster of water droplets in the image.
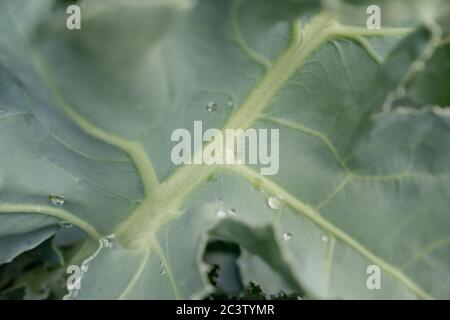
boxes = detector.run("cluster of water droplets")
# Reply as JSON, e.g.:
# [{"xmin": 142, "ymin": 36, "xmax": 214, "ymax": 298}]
[
  {"xmin": 215, "ymin": 208, "xmax": 238, "ymax": 219},
  {"xmin": 48, "ymin": 195, "xmax": 73, "ymax": 229},
  {"xmin": 206, "ymin": 100, "xmax": 235, "ymax": 112},
  {"xmin": 206, "ymin": 102, "xmax": 218, "ymax": 112}
]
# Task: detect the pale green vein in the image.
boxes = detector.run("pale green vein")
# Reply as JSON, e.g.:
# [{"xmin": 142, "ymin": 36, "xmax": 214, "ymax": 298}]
[
  {"xmin": 231, "ymin": 0, "xmax": 272, "ymax": 70},
  {"xmin": 227, "ymin": 164, "xmax": 433, "ymax": 299},
  {"xmin": 118, "ymin": 248, "xmax": 151, "ymax": 300},
  {"xmin": 0, "ymin": 111, "xmax": 31, "ymax": 122},
  {"xmin": 374, "ymin": 209, "xmax": 426, "ymax": 250},
  {"xmin": 328, "ymin": 25, "xmax": 411, "ymax": 66},
  {"xmin": 47, "ymin": 161, "xmax": 138, "ymax": 204},
  {"xmin": 2, "ymin": 0, "xmax": 160, "ymax": 195},
  {"xmin": 315, "ymin": 176, "xmax": 352, "ymax": 210},
  {"xmin": 0, "ymin": 204, "xmax": 101, "ymax": 240},
  {"xmin": 317, "ymin": 170, "xmax": 444, "ymax": 216},
  {"xmin": 154, "ymin": 240, "xmax": 181, "ymax": 299},
  {"xmin": 260, "ymin": 115, "xmax": 350, "ymax": 173},
  {"xmin": 259, "ymin": 116, "xmax": 421, "ymax": 184},
  {"xmin": 225, "ymin": 15, "xmax": 335, "ymax": 131},
  {"xmin": 31, "ymin": 111, "xmax": 130, "ymax": 164},
  {"xmin": 401, "ymin": 236, "xmax": 450, "ymax": 271},
  {"xmin": 351, "ymin": 36, "xmax": 383, "ymax": 65}
]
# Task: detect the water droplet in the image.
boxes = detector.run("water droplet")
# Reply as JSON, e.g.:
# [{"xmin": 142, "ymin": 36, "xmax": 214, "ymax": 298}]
[
  {"xmin": 227, "ymin": 100, "xmax": 234, "ymax": 108},
  {"xmin": 216, "ymin": 209, "xmax": 227, "ymax": 219},
  {"xmin": 59, "ymin": 221, "xmax": 73, "ymax": 228},
  {"xmin": 100, "ymin": 234, "xmax": 116, "ymax": 248},
  {"xmin": 206, "ymin": 102, "xmax": 218, "ymax": 112},
  {"xmin": 321, "ymin": 235, "xmax": 329, "ymax": 243},
  {"xmin": 267, "ymin": 195, "xmax": 283, "ymax": 210},
  {"xmin": 160, "ymin": 262, "xmax": 166, "ymax": 276},
  {"xmin": 48, "ymin": 194, "xmax": 65, "ymax": 206},
  {"xmin": 282, "ymin": 232, "xmax": 292, "ymax": 242}
]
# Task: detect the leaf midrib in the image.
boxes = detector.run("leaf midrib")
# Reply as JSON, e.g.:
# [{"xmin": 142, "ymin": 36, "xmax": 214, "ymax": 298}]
[{"xmin": 114, "ymin": 13, "xmax": 337, "ymax": 241}]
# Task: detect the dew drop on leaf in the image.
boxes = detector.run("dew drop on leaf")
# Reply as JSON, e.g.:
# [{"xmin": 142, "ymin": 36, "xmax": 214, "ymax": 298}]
[
  {"xmin": 160, "ymin": 262, "xmax": 166, "ymax": 276},
  {"xmin": 227, "ymin": 100, "xmax": 234, "ymax": 108},
  {"xmin": 216, "ymin": 209, "xmax": 227, "ymax": 219},
  {"xmin": 282, "ymin": 232, "xmax": 292, "ymax": 242},
  {"xmin": 59, "ymin": 221, "xmax": 74, "ymax": 228},
  {"xmin": 49, "ymin": 194, "xmax": 65, "ymax": 206},
  {"xmin": 206, "ymin": 102, "xmax": 218, "ymax": 112},
  {"xmin": 267, "ymin": 195, "xmax": 283, "ymax": 210},
  {"xmin": 321, "ymin": 235, "xmax": 329, "ymax": 243}
]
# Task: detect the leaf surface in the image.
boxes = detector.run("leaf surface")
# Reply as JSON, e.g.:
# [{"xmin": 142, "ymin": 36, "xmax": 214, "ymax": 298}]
[{"xmin": 1, "ymin": 0, "xmax": 449, "ymax": 299}]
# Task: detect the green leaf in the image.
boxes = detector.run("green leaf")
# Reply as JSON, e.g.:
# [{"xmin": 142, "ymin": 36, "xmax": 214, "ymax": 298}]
[{"xmin": 1, "ymin": 0, "xmax": 449, "ymax": 299}]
